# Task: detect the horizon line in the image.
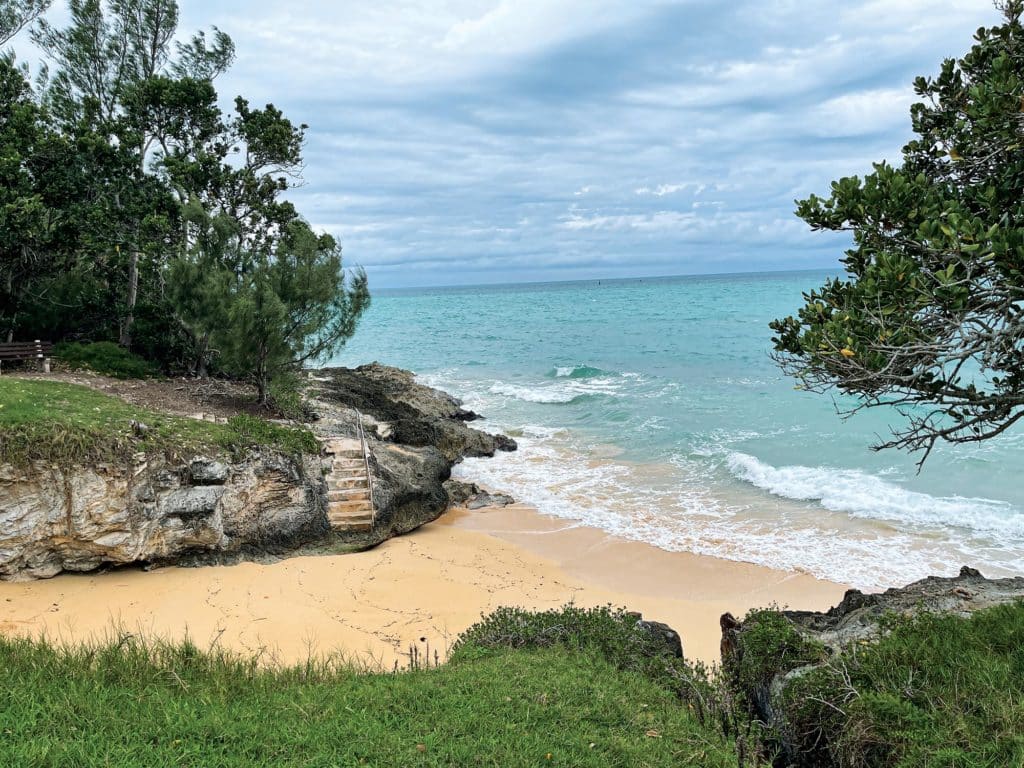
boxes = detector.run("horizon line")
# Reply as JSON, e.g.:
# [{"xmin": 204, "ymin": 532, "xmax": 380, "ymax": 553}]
[{"xmin": 371, "ymin": 265, "xmax": 842, "ymax": 293}]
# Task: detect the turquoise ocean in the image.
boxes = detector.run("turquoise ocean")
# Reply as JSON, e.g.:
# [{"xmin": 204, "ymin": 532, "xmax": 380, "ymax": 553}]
[{"xmin": 331, "ymin": 270, "xmax": 1024, "ymax": 591}]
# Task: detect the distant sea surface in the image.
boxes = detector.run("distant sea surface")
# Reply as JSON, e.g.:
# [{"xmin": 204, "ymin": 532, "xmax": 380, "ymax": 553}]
[{"xmin": 331, "ymin": 271, "xmax": 1024, "ymax": 590}]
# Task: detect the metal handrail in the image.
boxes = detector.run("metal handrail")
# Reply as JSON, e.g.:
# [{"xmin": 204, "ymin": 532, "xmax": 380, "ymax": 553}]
[{"xmin": 353, "ymin": 408, "xmax": 375, "ymax": 524}]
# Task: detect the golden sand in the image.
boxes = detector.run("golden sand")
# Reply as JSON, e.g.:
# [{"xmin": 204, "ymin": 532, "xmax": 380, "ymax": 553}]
[{"xmin": 0, "ymin": 504, "xmax": 849, "ymax": 667}]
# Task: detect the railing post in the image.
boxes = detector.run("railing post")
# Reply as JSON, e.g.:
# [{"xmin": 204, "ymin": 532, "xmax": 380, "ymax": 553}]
[{"xmin": 353, "ymin": 408, "xmax": 375, "ymax": 525}]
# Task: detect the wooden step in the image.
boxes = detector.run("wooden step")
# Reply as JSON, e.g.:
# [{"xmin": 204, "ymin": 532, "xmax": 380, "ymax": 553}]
[
  {"xmin": 329, "ymin": 513, "xmax": 374, "ymax": 526},
  {"xmin": 329, "ymin": 500, "xmax": 374, "ymax": 515},
  {"xmin": 329, "ymin": 465, "xmax": 367, "ymax": 477},
  {"xmin": 322, "ymin": 438, "xmax": 362, "ymax": 454},
  {"xmin": 330, "ymin": 511, "xmax": 374, "ymax": 523},
  {"xmin": 329, "ymin": 476, "xmax": 369, "ymax": 490},
  {"xmin": 329, "ymin": 488, "xmax": 370, "ymax": 502},
  {"xmin": 332, "ymin": 449, "xmax": 364, "ymax": 460},
  {"xmin": 331, "ymin": 457, "xmax": 365, "ymax": 469},
  {"xmin": 332, "ymin": 522, "xmax": 373, "ymax": 532}
]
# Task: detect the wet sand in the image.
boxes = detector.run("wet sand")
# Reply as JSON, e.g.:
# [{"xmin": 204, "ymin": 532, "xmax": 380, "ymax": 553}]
[{"xmin": 0, "ymin": 504, "xmax": 849, "ymax": 668}]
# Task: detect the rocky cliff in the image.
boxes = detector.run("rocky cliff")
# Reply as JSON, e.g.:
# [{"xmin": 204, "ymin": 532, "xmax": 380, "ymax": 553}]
[
  {"xmin": 0, "ymin": 365, "xmax": 516, "ymax": 580},
  {"xmin": 0, "ymin": 452, "xmax": 327, "ymax": 580},
  {"xmin": 305, "ymin": 363, "xmax": 517, "ymax": 548}
]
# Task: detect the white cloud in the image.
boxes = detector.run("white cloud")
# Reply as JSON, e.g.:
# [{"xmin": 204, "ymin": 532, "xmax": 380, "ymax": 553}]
[
  {"xmin": 635, "ymin": 183, "xmax": 691, "ymax": 197},
  {"xmin": 813, "ymin": 87, "xmax": 916, "ymax": 137}
]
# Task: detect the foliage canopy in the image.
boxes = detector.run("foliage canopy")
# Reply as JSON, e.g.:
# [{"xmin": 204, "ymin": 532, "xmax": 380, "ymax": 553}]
[
  {"xmin": 772, "ymin": 1, "xmax": 1024, "ymax": 464},
  {"xmin": 0, "ymin": 0, "xmax": 369, "ymax": 407}
]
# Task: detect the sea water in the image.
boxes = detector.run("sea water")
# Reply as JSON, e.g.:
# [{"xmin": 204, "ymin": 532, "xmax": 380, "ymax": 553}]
[{"xmin": 331, "ymin": 271, "xmax": 1024, "ymax": 590}]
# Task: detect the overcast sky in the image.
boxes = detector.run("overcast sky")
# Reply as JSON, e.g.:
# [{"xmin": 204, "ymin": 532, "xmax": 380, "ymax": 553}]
[{"xmin": 20, "ymin": 1, "xmax": 1004, "ymax": 287}]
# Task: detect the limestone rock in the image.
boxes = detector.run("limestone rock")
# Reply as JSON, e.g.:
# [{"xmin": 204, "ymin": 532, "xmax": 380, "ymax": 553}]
[
  {"xmin": 636, "ymin": 619, "xmax": 684, "ymax": 659},
  {"xmin": 443, "ymin": 479, "xmax": 480, "ymax": 506},
  {"xmin": 188, "ymin": 457, "xmax": 229, "ymax": 485},
  {"xmin": 467, "ymin": 492, "xmax": 515, "ymax": 510},
  {"xmin": 0, "ymin": 451, "xmax": 326, "ymax": 580}
]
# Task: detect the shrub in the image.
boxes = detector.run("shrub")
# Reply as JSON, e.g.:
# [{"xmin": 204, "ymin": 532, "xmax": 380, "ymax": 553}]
[
  {"xmin": 54, "ymin": 341, "xmax": 161, "ymax": 379},
  {"xmin": 452, "ymin": 605, "xmax": 694, "ymax": 686}
]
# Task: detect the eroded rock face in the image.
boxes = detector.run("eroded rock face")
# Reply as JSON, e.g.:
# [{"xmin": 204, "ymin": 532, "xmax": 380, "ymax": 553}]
[
  {"xmin": 306, "ymin": 365, "xmax": 519, "ymax": 547},
  {"xmin": 0, "ymin": 452, "xmax": 328, "ymax": 580},
  {"xmin": 784, "ymin": 566, "xmax": 1024, "ymax": 646},
  {"xmin": 0, "ymin": 365, "xmax": 518, "ymax": 579}
]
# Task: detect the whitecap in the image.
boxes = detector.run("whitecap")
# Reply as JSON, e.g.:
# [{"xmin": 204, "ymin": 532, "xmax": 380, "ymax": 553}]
[{"xmin": 726, "ymin": 452, "xmax": 1023, "ymax": 537}]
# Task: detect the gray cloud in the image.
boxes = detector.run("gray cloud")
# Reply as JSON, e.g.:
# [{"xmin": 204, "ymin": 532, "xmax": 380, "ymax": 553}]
[{"xmin": 21, "ymin": 0, "xmax": 1006, "ymax": 287}]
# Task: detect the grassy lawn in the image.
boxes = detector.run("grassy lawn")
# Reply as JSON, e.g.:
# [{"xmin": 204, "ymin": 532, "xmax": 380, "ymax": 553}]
[
  {"xmin": 0, "ymin": 378, "xmax": 317, "ymax": 467},
  {"xmin": 0, "ymin": 638, "xmax": 735, "ymax": 768}
]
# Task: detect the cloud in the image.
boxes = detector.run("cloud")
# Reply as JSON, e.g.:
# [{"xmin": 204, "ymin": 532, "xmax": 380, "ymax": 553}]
[
  {"xmin": 634, "ymin": 183, "xmax": 696, "ymax": 197},
  {"xmin": 15, "ymin": 0, "xmax": 1004, "ymax": 287}
]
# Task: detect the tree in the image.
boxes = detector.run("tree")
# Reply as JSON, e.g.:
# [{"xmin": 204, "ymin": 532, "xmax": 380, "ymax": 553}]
[
  {"xmin": 33, "ymin": 0, "xmax": 233, "ymax": 347},
  {"xmin": 0, "ymin": 58, "xmax": 51, "ymax": 341},
  {"xmin": 771, "ymin": 1, "xmax": 1024, "ymax": 466},
  {"xmin": 152, "ymin": 82, "xmax": 369, "ymax": 402},
  {"xmin": 0, "ymin": 58, "xmax": 177, "ymax": 348},
  {"xmin": 217, "ymin": 221, "xmax": 369, "ymax": 405},
  {"xmin": 0, "ymin": 0, "xmax": 49, "ymax": 47}
]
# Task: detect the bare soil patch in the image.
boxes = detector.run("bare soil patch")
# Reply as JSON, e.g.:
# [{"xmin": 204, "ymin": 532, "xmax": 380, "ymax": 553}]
[{"xmin": 9, "ymin": 370, "xmax": 265, "ymax": 420}]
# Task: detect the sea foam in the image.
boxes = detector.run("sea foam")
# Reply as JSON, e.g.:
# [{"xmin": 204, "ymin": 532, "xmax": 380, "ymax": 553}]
[{"xmin": 727, "ymin": 452, "xmax": 1023, "ymax": 537}]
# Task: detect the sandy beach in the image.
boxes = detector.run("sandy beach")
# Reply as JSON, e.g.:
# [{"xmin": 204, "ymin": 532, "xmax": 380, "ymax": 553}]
[{"xmin": 0, "ymin": 503, "xmax": 849, "ymax": 668}]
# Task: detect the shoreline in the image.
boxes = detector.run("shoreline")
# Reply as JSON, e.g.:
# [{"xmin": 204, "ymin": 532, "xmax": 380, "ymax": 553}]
[
  {"xmin": 0, "ymin": 502, "xmax": 849, "ymax": 667},
  {"xmin": 441, "ymin": 503, "xmax": 850, "ymax": 661}
]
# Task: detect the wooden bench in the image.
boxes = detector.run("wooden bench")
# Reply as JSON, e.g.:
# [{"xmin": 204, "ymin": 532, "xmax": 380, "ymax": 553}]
[{"xmin": 0, "ymin": 340, "xmax": 54, "ymax": 374}]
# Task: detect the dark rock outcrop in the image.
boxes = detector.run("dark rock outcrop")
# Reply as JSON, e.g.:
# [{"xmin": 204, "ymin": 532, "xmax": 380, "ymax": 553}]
[
  {"xmin": 313, "ymin": 364, "xmax": 517, "ymax": 463},
  {"xmin": 442, "ymin": 480, "xmax": 515, "ymax": 510},
  {"xmin": 782, "ymin": 566, "xmax": 1024, "ymax": 647},
  {"xmin": 302, "ymin": 365, "xmax": 517, "ymax": 548},
  {"xmin": 467, "ymin": 492, "xmax": 515, "ymax": 510},
  {"xmin": 636, "ymin": 619, "xmax": 684, "ymax": 659}
]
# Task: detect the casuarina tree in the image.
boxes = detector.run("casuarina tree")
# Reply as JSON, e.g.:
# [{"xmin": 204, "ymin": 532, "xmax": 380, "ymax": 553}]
[{"xmin": 771, "ymin": 1, "xmax": 1024, "ymax": 466}]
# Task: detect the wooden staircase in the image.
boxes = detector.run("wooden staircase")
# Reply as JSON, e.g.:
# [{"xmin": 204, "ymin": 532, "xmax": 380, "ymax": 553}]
[{"xmin": 322, "ymin": 431, "xmax": 375, "ymax": 533}]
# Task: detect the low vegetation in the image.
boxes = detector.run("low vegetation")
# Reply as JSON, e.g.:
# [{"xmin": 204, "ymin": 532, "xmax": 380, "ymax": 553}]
[
  {"xmin": 0, "ymin": 601, "xmax": 1021, "ymax": 766},
  {"xmin": 723, "ymin": 602, "xmax": 1024, "ymax": 767},
  {"xmin": 53, "ymin": 341, "xmax": 161, "ymax": 380},
  {"xmin": 0, "ymin": 635, "xmax": 735, "ymax": 768},
  {"xmin": 0, "ymin": 378, "xmax": 317, "ymax": 467}
]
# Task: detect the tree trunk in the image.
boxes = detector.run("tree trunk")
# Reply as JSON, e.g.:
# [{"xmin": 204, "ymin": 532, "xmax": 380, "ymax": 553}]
[
  {"xmin": 120, "ymin": 250, "xmax": 140, "ymax": 348},
  {"xmin": 196, "ymin": 332, "xmax": 210, "ymax": 379},
  {"xmin": 121, "ymin": 151, "xmax": 147, "ymax": 350},
  {"xmin": 256, "ymin": 349, "xmax": 269, "ymax": 406}
]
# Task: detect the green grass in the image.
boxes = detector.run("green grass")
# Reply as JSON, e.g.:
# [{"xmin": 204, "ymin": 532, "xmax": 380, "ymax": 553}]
[
  {"xmin": 730, "ymin": 602, "xmax": 1024, "ymax": 767},
  {"xmin": 0, "ymin": 378, "xmax": 318, "ymax": 467},
  {"xmin": 0, "ymin": 637, "xmax": 735, "ymax": 768},
  {"xmin": 53, "ymin": 341, "xmax": 161, "ymax": 379},
  {"xmin": 832, "ymin": 603, "xmax": 1024, "ymax": 767}
]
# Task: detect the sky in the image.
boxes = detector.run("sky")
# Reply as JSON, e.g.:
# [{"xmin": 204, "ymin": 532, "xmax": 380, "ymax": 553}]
[{"xmin": 18, "ymin": 1, "xmax": 1005, "ymax": 288}]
